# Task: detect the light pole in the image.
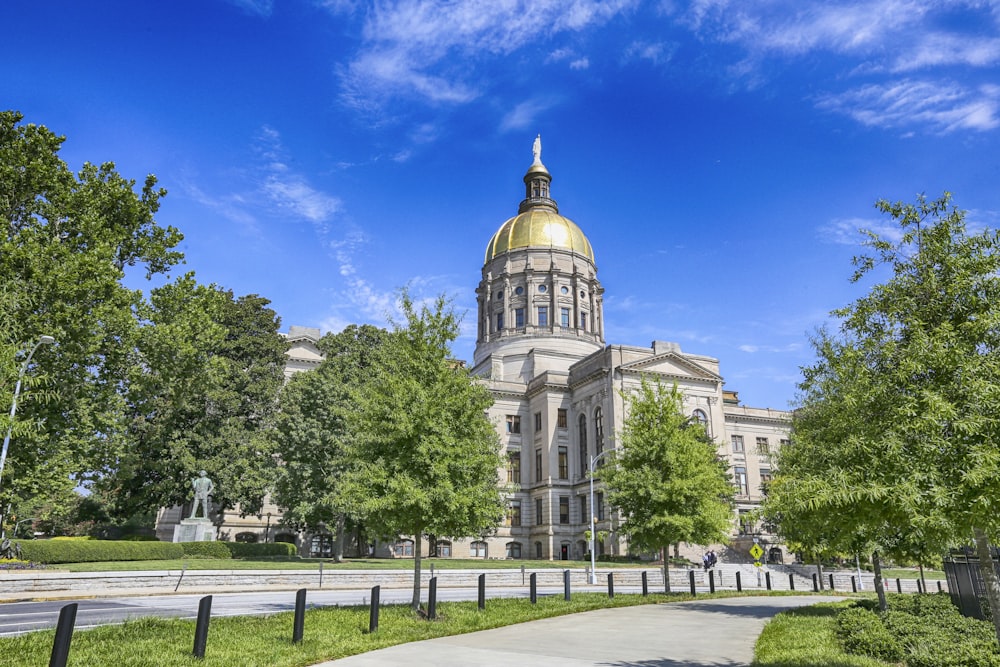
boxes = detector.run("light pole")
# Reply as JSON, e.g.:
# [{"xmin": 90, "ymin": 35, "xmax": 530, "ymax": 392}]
[
  {"xmin": 589, "ymin": 449, "xmax": 613, "ymax": 584},
  {"xmin": 0, "ymin": 336, "xmax": 56, "ymax": 504},
  {"xmin": 14, "ymin": 517, "xmax": 36, "ymax": 539}
]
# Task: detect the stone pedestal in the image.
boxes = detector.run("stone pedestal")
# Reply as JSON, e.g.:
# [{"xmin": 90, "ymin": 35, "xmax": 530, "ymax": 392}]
[{"xmin": 172, "ymin": 518, "xmax": 217, "ymax": 542}]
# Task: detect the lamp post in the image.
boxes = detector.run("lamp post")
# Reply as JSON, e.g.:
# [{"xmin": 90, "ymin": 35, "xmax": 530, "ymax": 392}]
[
  {"xmin": 589, "ymin": 449, "xmax": 613, "ymax": 585},
  {"xmin": 0, "ymin": 336, "xmax": 56, "ymax": 504},
  {"xmin": 265, "ymin": 512, "xmax": 272, "ymax": 543},
  {"xmin": 14, "ymin": 517, "xmax": 36, "ymax": 539}
]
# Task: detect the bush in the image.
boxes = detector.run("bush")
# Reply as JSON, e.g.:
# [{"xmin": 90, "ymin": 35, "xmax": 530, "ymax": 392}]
[
  {"xmin": 836, "ymin": 606, "xmax": 903, "ymax": 661},
  {"xmin": 16, "ymin": 539, "xmax": 183, "ymax": 564},
  {"xmin": 180, "ymin": 542, "xmax": 232, "ymax": 559},
  {"xmin": 223, "ymin": 542, "xmax": 297, "ymax": 558}
]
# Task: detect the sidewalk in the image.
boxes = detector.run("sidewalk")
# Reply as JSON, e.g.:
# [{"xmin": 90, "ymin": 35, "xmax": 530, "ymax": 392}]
[{"xmin": 313, "ymin": 595, "xmax": 843, "ymax": 667}]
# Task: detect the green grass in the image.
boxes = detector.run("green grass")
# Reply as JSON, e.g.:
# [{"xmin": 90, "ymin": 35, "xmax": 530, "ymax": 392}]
[
  {"xmin": 879, "ymin": 567, "xmax": 945, "ymax": 581},
  {"xmin": 753, "ymin": 601, "xmax": 893, "ymax": 667},
  {"xmin": 59, "ymin": 557, "xmax": 656, "ymax": 572},
  {"xmin": 0, "ymin": 590, "xmax": 759, "ymax": 667}
]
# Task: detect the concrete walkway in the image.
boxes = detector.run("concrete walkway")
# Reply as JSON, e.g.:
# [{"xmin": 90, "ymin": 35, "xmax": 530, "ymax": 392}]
[{"xmin": 313, "ymin": 595, "xmax": 842, "ymax": 667}]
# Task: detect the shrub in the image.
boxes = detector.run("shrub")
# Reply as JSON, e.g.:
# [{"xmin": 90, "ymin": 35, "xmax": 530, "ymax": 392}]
[
  {"xmin": 180, "ymin": 541, "xmax": 232, "ymax": 559},
  {"xmin": 223, "ymin": 542, "xmax": 297, "ymax": 558},
  {"xmin": 836, "ymin": 605, "xmax": 903, "ymax": 661},
  {"xmin": 16, "ymin": 539, "xmax": 183, "ymax": 564}
]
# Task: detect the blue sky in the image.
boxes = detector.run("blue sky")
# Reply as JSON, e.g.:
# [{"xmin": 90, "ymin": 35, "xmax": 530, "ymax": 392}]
[{"xmin": 6, "ymin": 1, "xmax": 1000, "ymax": 410}]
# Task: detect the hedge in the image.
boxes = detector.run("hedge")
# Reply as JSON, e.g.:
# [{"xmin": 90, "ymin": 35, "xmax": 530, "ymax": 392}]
[
  {"xmin": 224, "ymin": 542, "xmax": 297, "ymax": 558},
  {"xmin": 16, "ymin": 540, "xmax": 183, "ymax": 564},
  {"xmin": 180, "ymin": 541, "xmax": 232, "ymax": 559}
]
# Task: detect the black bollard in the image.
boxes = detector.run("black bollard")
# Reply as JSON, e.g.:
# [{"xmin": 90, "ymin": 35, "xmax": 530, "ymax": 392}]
[
  {"xmin": 292, "ymin": 588, "xmax": 306, "ymax": 643},
  {"xmin": 607, "ymin": 572, "xmax": 615, "ymax": 599},
  {"xmin": 564, "ymin": 569, "xmax": 571, "ymax": 601},
  {"xmin": 765, "ymin": 571, "xmax": 772, "ymax": 590},
  {"xmin": 319, "ymin": 561, "xmax": 324, "ymax": 588},
  {"xmin": 937, "ymin": 581, "xmax": 943, "ymax": 593},
  {"xmin": 478, "ymin": 573, "xmax": 486, "ymax": 610},
  {"xmin": 709, "ymin": 570, "xmax": 715, "ymax": 593},
  {"xmin": 193, "ymin": 595, "xmax": 213, "ymax": 659},
  {"xmin": 829, "ymin": 573, "xmax": 835, "ymax": 591},
  {"xmin": 641, "ymin": 570, "xmax": 648, "ymax": 596},
  {"xmin": 736, "ymin": 571, "xmax": 742, "ymax": 592},
  {"xmin": 369, "ymin": 585, "xmax": 380, "ymax": 633},
  {"xmin": 530, "ymin": 572, "xmax": 537, "ymax": 604},
  {"xmin": 789, "ymin": 573, "xmax": 795, "ymax": 591},
  {"xmin": 896, "ymin": 578, "xmax": 902, "ymax": 593},
  {"xmin": 916, "ymin": 578, "xmax": 923, "ymax": 594},
  {"xmin": 428, "ymin": 576, "xmax": 438, "ymax": 620},
  {"xmin": 689, "ymin": 570, "xmax": 696, "ymax": 596},
  {"xmin": 49, "ymin": 602, "xmax": 78, "ymax": 667},
  {"xmin": 812, "ymin": 573, "xmax": 818, "ymax": 592},
  {"xmin": 851, "ymin": 575, "xmax": 857, "ymax": 593}
]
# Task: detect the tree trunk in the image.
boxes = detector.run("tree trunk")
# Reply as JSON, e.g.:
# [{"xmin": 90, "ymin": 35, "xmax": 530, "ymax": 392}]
[
  {"xmin": 411, "ymin": 532, "xmax": 423, "ymax": 611},
  {"xmin": 662, "ymin": 546, "xmax": 671, "ymax": 593},
  {"xmin": 972, "ymin": 527, "xmax": 1000, "ymax": 646},
  {"xmin": 332, "ymin": 514, "xmax": 345, "ymax": 563},
  {"xmin": 872, "ymin": 550, "xmax": 887, "ymax": 611},
  {"xmin": 815, "ymin": 556, "xmax": 824, "ymax": 590}
]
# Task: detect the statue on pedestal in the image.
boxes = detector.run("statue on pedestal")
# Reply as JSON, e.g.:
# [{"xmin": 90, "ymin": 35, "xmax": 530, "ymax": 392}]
[{"xmin": 189, "ymin": 470, "xmax": 215, "ymax": 519}]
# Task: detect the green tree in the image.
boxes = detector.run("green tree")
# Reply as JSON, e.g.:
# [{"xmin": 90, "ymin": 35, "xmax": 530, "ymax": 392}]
[
  {"xmin": 340, "ymin": 291, "xmax": 505, "ymax": 609},
  {"xmin": 272, "ymin": 324, "xmax": 390, "ymax": 561},
  {"xmin": 600, "ymin": 378, "xmax": 734, "ymax": 592},
  {"xmin": 0, "ymin": 110, "xmax": 183, "ymax": 510},
  {"xmin": 104, "ymin": 275, "xmax": 287, "ymax": 518},
  {"xmin": 767, "ymin": 193, "xmax": 1000, "ymax": 636}
]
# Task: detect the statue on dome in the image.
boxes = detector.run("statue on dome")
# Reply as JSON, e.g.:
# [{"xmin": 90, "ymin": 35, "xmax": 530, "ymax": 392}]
[{"xmin": 532, "ymin": 134, "xmax": 542, "ymax": 163}]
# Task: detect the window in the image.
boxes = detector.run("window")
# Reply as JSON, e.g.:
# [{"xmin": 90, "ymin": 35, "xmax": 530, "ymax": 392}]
[
  {"xmin": 437, "ymin": 540, "xmax": 452, "ymax": 557},
  {"xmin": 537, "ymin": 306, "xmax": 549, "ymax": 326},
  {"xmin": 756, "ymin": 437, "xmax": 770, "ymax": 455},
  {"xmin": 496, "ymin": 290, "xmax": 503, "ymax": 300},
  {"xmin": 560, "ymin": 286, "xmax": 569, "ymax": 294},
  {"xmin": 535, "ymin": 541, "xmax": 543, "ymax": 559},
  {"xmin": 535, "ymin": 498, "xmax": 543, "ymax": 525},
  {"xmin": 738, "ymin": 510, "xmax": 755, "ymax": 535},
  {"xmin": 559, "ymin": 497, "xmax": 570, "ymax": 524},
  {"xmin": 558, "ymin": 446, "xmax": 568, "ymax": 479},
  {"xmin": 515, "ymin": 286, "xmax": 524, "ymax": 295},
  {"xmin": 496, "ymin": 311, "xmax": 503, "ymax": 331},
  {"xmin": 560, "ymin": 307, "xmax": 570, "ymax": 327},
  {"xmin": 731, "ymin": 435, "xmax": 745, "ymax": 453},
  {"xmin": 534, "ymin": 411, "xmax": 542, "ymax": 432},
  {"xmin": 394, "ymin": 539, "xmax": 414, "ymax": 557},
  {"xmin": 515, "ymin": 308, "xmax": 525, "ymax": 328},
  {"xmin": 507, "ymin": 451, "xmax": 520, "ymax": 483},
  {"xmin": 557, "ymin": 408, "xmax": 567, "ymax": 428},
  {"xmin": 692, "ymin": 409, "xmax": 708, "ymax": 425},
  {"xmin": 597, "ymin": 492, "xmax": 605, "ymax": 520},
  {"xmin": 506, "ymin": 415, "xmax": 521, "ymax": 434},
  {"xmin": 578, "ymin": 414, "xmax": 588, "ymax": 475},
  {"xmin": 595, "ymin": 407, "xmax": 604, "ymax": 455},
  {"xmin": 535, "ymin": 448, "xmax": 542, "ymax": 482},
  {"xmin": 509, "ymin": 500, "xmax": 522, "ymax": 527},
  {"xmin": 506, "ymin": 542, "xmax": 522, "ymax": 559},
  {"xmin": 538, "ymin": 284, "xmax": 547, "ymax": 293},
  {"xmin": 580, "ymin": 312, "xmax": 588, "ymax": 330},
  {"xmin": 759, "ymin": 468, "xmax": 773, "ymax": 494},
  {"xmin": 580, "ymin": 495, "xmax": 588, "ymax": 523},
  {"xmin": 470, "ymin": 540, "xmax": 487, "ymax": 558},
  {"xmin": 779, "ymin": 438, "xmax": 790, "ymax": 448},
  {"xmin": 734, "ymin": 466, "xmax": 749, "ymax": 495}
]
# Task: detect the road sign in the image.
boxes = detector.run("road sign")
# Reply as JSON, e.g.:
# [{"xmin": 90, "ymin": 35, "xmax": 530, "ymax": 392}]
[
  {"xmin": 753, "ymin": 561, "xmax": 763, "ymax": 568},
  {"xmin": 749, "ymin": 543, "xmax": 764, "ymax": 560}
]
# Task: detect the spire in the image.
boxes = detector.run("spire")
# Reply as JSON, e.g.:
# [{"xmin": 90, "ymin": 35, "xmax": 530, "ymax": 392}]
[{"xmin": 520, "ymin": 134, "xmax": 557, "ymax": 214}]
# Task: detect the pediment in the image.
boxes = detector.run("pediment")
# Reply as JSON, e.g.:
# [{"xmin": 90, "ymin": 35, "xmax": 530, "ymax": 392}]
[{"xmin": 618, "ymin": 352, "xmax": 722, "ymax": 382}]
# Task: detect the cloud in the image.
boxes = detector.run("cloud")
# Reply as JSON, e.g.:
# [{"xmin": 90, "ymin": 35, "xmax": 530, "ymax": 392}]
[
  {"xmin": 815, "ymin": 80, "xmax": 1000, "ymax": 133},
  {"xmin": 738, "ymin": 343, "xmax": 804, "ymax": 354},
  {"xmin": 623, "ymin": 40, "xmax": 674, "ymax": 66},
  {"xmin": 819, "ymin": 217, "xmax": 905, "ymax": 245},
  {"xmin": 500, "ymin": 98, "xmax": 561, "ymax": 132},
  {"xmin": 225, "ymin": 0, "xmax": 273, "ymax": 17},
  {"xmin": 892, "ymin": 33, "xmax": 1000, "ymax": 71}
]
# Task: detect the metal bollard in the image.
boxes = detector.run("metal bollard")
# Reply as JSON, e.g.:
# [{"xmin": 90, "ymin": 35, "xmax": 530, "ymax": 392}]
[
  {"xmin": 49, "ymin": 602, "xmax": 78, "ymax": 667},
  {"xmin": 369, "ymin": 585, "xmax": 380, "ymax": 633},
  {"xmin": 564, "ymin": 569, "xmax": 571, "ymax": 601},
  {"xmin": 765, "ymin": 571, "xmax": 772, "ymax": 590},
  {"xmin": 896, "ymin": 578, "xmax": 902, "ymax": 593},
  {"xmin": 642, "ymin": 570, "xmax": 648, "ymax": 596},
  {"xmin": 851, "ymin": 576, "xmax": 857, "ymax": 593},
  {"xmin": 709, "ymin": 570, "xmax": 715, "ymax": 593},
  {"xmin": 428, "ymin": 576, "xmax": 438, "ymax": 620},
  {"xmin": 193, "ymin": 595, "xmax": 213, "ymax": 658},
  {"xmin": 812, "ymin": 573, "xmax": 819, "ymax": 592},
  {"xmin": 938, "ymin": 581, "xmax": 943, "ymax": 593},
  {"xmin": 829, "ymin": 573, "xmax": 835, "ymax": 590},
  {"xmin": 293, "ymin": 588, "xmax": 306, "ymax": 643},
  {"xmin": 478, "ymin": 573, "xmax": 486, "ymax": 610},
  {"xmin": 607, "ymin": 572, "xmax": 615, "ymax": 599},
  {"xmin": 689, "ymin": 570, "xmax": 696, "ymax": 596},
  {"xmin": 530, "ymin": 572, "xmax": 537, "ymax": 604},
  {"xmin": 789, "ymin": 573, "xmax": 795, "ymax": 591},
  {"xmin": 736, "ymin": 571, "xmax": 742, "ymax": 592},
  {"xmin": 319, "ymin": 561, "xmax": 324, "ymax": 588}
]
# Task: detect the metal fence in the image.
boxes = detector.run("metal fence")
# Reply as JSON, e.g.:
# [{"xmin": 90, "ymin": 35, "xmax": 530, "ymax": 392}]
[{"xmin": 943, "ymin": 548, "xmax": 1000, "ymax": 620}]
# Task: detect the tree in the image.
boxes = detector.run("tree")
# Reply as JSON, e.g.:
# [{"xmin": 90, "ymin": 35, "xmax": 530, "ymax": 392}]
[
  {"xmin": 765, "ymin": 193, "xmax": 1000, "ymax": 637},
  {"xmin": 104, "ymin": 275, "xmax": 287, "ymax": 518},
  {"xmin": 1, "ymin": 110, "xmax": 184, "ymax": 511},
  {"xmin": 340, "ymin": 291, "xmax": 505, "ymax": 609},
  {"xmin": 600, "ymin": 378, "xmax": 734, "ymax": 592},
  {"xmin": 272, "ymin": 324, "xmax": 390, "ymax": 561}
]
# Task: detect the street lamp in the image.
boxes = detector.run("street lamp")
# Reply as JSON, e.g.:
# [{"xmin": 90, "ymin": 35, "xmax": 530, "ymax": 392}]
[
  {"xmin": 0, "ymin": 336, "xmax": 56, "ymax": 502},
  {"xmin": 589, "ymin": 449, "xmax": 614, "ymax": 584}
]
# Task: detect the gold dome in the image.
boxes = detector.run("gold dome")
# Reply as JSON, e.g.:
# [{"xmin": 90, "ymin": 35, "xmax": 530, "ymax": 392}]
[{"xmin": 485, "ymin": 208, "xmax": 595, "ymax": 263}]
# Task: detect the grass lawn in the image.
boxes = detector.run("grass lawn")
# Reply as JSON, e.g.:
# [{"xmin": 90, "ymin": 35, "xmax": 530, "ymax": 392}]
[
  {"xmin": 879, "ymin": 567, "xmax": 945, "ymax": 580},
  {"xmin": 59, "ymin": 557, "xmax": 664, "ymax": 572}
]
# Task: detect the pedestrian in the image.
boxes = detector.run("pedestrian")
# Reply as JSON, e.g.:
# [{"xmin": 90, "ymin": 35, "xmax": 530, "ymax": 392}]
[
  {"xmin": 709, "ymin": 550, "xmax": 717, "ymax": 568},
  {"xmin": 703, "ymin": 552, "xmax": 710, "ymax": 571}
]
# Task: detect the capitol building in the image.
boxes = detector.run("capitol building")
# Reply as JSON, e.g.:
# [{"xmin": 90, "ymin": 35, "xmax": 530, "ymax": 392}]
[{"xmin": 158, "ymin": 140, "xmax": 790, "ymax": 563}]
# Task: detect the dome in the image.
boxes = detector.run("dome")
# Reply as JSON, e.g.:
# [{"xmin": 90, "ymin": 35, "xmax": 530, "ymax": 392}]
[{"xmin": 485, "ymin": 209, "xmax": 595, "ymax": 263}]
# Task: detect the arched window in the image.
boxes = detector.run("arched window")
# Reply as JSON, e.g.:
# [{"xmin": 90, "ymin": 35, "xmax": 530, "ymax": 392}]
[
  {"xmin": 235, "ymin": 532, "xmax": 258, "ymax": 543},
  {"xmin": 470, "ymin": 540, "xmax": 487, "ymax": 558},
  {"xmin": 394, "ymin": 539, "xmax": 414, "ymax": 557},
  {"xmin": 534, "ymin": 541, "xmax": 543, "ymax": 559},
  {"xmin": 692, "ymin": 409, "xmax": 707, "ymax": 425},
  {"xmin": 274, "ymin": 533, "xmax": 296, "ymax": 544},
  {"xmin": 578, "ymin": 414, "xmax": 588, "ymax": 476},
  {"xmin": 594, "ymin": 407, "xmax": 604, "ymax": 455},
  {"xmin": 505, "ymin": 541, "xmax": 522, "ymax": 559},
  {"xmin": 436, "ymin": 540, "xmax": 452, "ymax": 557}
]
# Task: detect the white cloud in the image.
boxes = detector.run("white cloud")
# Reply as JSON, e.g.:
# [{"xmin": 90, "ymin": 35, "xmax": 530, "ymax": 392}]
[
  {"xmin": 623, "ymin": 40, "xmax": 674, "ymax": 66},
  {"xmin": 570, "ymin": 58, "xmax": 590, "ymax": 70},
  {"xmin": 892, "ymin": 33, "xmax": 1000, "ymax": 71},
  {"xmin": 820, "ymin": 217, "xmax": 905, "ymax": 245},
  {"xmin": 226, "ymin": 0, "xmax": 273, "ymax": 17},
  {"xmin": 500, "ymin": 98, "xmax": 560, "ymax": 132},
  {"xmin": 738, "ymin": 343, "xmax": 804, "ymax": 354}
]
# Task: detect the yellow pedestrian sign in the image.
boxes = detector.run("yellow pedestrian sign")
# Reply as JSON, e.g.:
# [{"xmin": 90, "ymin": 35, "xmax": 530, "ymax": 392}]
[
  {"xmin": 753, "ymin": 561, "xmax": 763, "ymax": 568},
  {"xmin": 749, "ymin": 543, "xmax": 764, "ymax": 560}
]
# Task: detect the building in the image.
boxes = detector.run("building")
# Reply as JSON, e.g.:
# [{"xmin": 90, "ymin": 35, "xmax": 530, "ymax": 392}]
[{"xmin": 156, "ymin": 139, "xmax": 790, "ymax": 562}]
